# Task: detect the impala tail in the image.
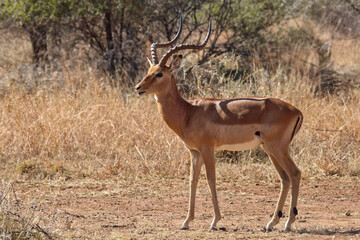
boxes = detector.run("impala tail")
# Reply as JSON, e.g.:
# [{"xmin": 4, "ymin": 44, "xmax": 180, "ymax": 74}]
[{"xmin": 291, "ymin": 112, "xmax": 303, "ymax": 142}]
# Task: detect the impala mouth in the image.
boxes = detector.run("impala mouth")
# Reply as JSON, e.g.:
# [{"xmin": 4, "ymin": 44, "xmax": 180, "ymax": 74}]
[{"xmin": 137, "ymin": 90, "xmax": 146, "ymax": 96}]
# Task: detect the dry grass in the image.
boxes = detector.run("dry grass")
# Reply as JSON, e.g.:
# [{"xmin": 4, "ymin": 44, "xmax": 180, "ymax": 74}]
[
  {"xmin": 0, "ymin": 61, "xmax": 359, "ymax": 183},
  {"xmin": 0, "ymin": 182, "xmax": 50, "ymax": 239}
]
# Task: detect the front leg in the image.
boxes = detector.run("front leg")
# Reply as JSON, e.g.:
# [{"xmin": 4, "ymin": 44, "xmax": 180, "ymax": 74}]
[
  {"xmin": 201, "ymin": 146, "xmax": 221, "ymax": 230},
  {"xmin": 181, "ymin": 150, "xmax": 203, "ymax": 230}
]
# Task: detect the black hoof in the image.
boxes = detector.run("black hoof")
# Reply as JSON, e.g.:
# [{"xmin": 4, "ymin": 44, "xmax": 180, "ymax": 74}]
[{"xmin": 219, "ymin": 226, "xmax": 227, "ymax": 231}]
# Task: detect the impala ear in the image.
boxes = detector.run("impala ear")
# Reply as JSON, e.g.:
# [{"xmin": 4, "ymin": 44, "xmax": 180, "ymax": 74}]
[
  {"xmin": 146, "ymin": 57, "xmax": 153, "ymax": 67},
  {"xmin": 169, "ymin": 55, "xmax": 182, "ymax": 73}
]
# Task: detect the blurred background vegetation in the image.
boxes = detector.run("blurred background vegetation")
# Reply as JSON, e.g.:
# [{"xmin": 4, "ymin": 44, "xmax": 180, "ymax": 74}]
[{"xmin": 0, "ymin": 0, "xmax": 358, "ymax": 90}]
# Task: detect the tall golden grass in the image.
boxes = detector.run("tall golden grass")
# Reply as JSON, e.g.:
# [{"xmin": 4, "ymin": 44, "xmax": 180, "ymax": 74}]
[
  {"xmin": 1, "ymin": 67, "xmax": 359, "ymax": 182},
  {"xmin": 0, "ymin": 27, "xmax": 359, "ymax": 183}
]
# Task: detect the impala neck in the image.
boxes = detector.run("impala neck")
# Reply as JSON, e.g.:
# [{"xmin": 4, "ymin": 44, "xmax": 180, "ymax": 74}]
[{"xmin": 155, "ymin": 76, "xmax": 191, "ymax": 139}]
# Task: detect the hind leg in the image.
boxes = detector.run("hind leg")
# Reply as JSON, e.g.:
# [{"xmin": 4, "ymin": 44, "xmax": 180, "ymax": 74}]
[
  {"xmin": 262, "ymin": 146, "xmax": 291, "ymax": 231},
  {"xmin": 264, "ymin": 144, "xmax": 301, "ymax": 231}
]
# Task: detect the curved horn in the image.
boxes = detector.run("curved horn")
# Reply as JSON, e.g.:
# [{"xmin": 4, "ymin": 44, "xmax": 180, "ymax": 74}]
[
  {"xmin": 159, "ymin": 20, "xmax": 211, "ymax": 67},
  {"xmin": 151, "ymin": 14, "xmax": 183, "ymax": 64}
]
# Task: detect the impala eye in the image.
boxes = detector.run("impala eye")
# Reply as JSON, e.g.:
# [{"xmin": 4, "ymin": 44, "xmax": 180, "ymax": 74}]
[{"xmin": 156, "ymin": 72, "xmax": 163, "ymax": 78}]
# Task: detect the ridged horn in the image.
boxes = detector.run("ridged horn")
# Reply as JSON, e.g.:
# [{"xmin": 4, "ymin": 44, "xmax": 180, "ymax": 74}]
[
  {"xmin": 151, "ymin": 14, "xmax": 183, "ymax": 64},
  {"xmin": 158, "ymin": 20, "xmax": 211, "ymax": 67}
]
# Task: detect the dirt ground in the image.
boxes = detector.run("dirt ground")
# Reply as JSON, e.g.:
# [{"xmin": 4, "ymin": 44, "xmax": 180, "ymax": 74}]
[{"xmin": 12, "ymin": 176, "xmax": 360, "ymax": 239}]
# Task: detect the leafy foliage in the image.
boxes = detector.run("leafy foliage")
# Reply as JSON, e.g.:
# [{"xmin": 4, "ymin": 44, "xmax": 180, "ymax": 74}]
[
  {"xmin": 0, "ymin": 0, "xmax": 75, "ymax": 25},
  {"xmin": 0, "ymin": 0, "xmax": 289, "ymax": 81}
]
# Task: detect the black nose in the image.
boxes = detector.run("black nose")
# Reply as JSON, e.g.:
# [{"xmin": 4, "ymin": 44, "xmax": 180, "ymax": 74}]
[{"xmin": 135, "ymin": 86, "xmax": 141, "ymax": 91}]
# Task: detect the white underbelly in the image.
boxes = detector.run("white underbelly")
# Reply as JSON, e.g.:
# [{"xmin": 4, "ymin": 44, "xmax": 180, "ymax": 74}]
[{"xmin": 215, "ymin": 137, "xmax": 262, "ymax": 151}]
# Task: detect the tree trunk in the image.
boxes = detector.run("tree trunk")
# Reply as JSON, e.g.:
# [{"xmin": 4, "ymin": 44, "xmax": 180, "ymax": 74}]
[
  {"xmin": 119, "ymin": 5, "xmax": 125, "ymax": 69},
  {"xmin": 28, "ymin": 24, "xmax": 48, "ymax": 66},
  {"xmin": 104, "ymin": 10, "xmax": 116, "ymax": 81}
]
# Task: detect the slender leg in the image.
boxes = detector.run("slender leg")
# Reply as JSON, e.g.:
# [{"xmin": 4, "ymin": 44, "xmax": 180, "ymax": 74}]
[
  {"xmin": 201, "ymin": 146, "xmax": 221, "ymax": 230},
  {"xmin": 264, "ymin": 151, "xmax": 290, "ymax": 231},
  {"xmin": 181, "ymin": 150, "xmax": 203, "ymax": 230},
  {"xmin": 284, "ymin": 155, "xmax": 301, "ymax": 231},
  {"xmin": 265, "ymin": 145, "xmax": 301, "ymax": 231}
]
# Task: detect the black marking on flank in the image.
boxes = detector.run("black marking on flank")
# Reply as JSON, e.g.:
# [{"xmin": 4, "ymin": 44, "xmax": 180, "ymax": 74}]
[
  {"xmin": 293, "ymin": 207, "xmax": 298, "ymax": 215},
  {"xmin": 255, "ymin": 131, "xmax": 260, "ymax": 137},
  {"xmin": 277, "ymin": 211, "xmax": 283, "ymax": 218}
]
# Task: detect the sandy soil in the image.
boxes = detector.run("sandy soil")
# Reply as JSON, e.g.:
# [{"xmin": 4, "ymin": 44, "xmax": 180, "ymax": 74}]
[{"xmin": 13, "ymin": 176, "xmax": 360, "ymax": 239}]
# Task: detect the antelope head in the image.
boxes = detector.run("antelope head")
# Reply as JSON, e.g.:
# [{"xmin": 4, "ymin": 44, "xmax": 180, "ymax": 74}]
[{"xmin": 135, "ymin": 15, "xmax": 211, "ymax": 96}]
